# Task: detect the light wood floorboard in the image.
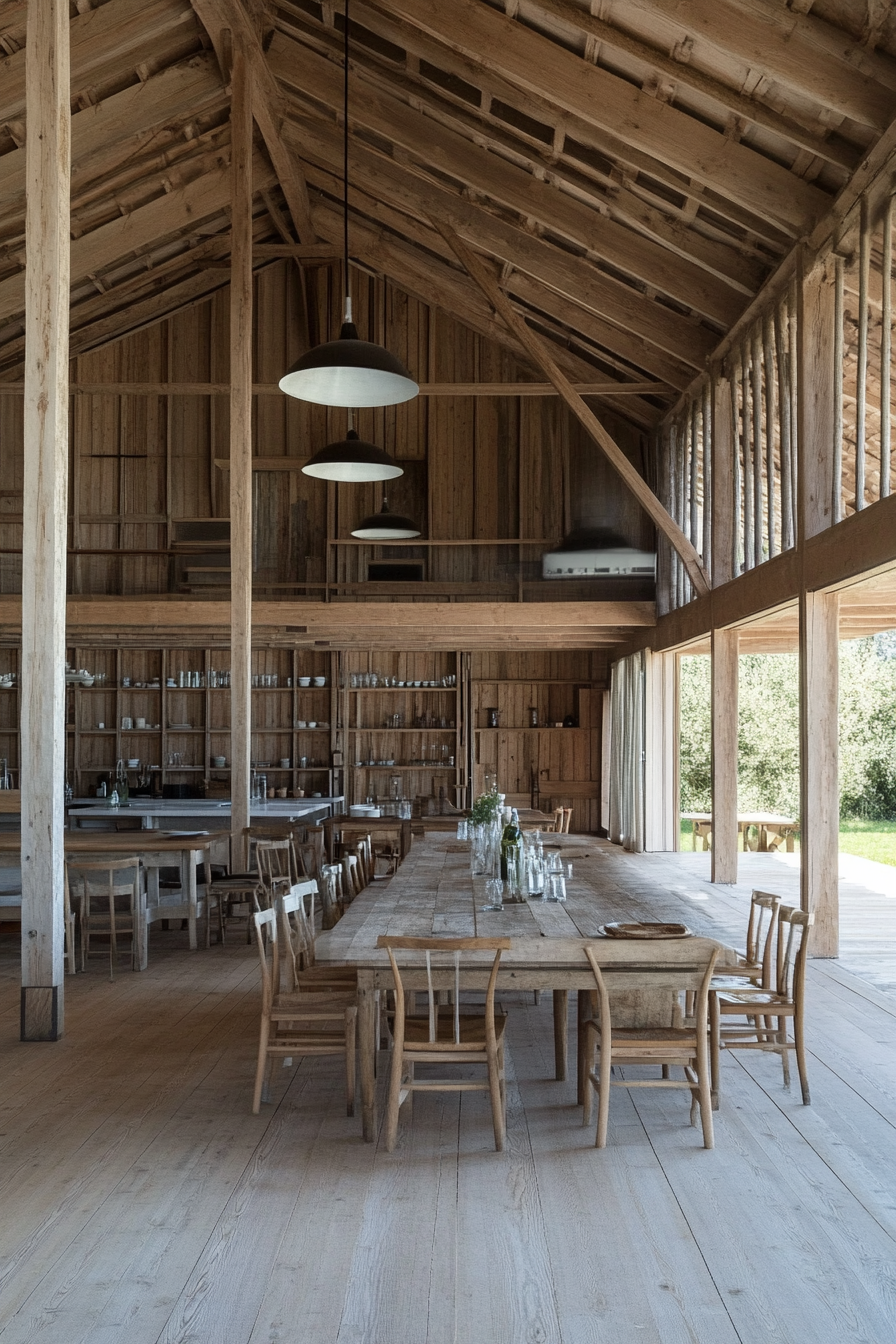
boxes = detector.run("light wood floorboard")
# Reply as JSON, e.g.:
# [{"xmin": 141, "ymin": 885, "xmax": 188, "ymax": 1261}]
[{"xmin": 0, "ymin": 843, "xmax": 895, "ymax": 1344}]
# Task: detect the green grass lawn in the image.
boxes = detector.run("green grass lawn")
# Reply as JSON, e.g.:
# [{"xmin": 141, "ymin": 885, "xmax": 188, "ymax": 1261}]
[
  {"xmin": 680, "ymin": 817, "xmax": 896, "ymax": 866},
  {"xmin": 838, "ymin": 818, "xmax": 896, "ymax": 867}
]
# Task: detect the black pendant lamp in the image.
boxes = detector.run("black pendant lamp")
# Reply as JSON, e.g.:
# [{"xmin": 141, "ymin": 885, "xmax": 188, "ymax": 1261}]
[
  {"xmin": 303, "ymin": 418, "xmax": 403, "ymax": 484},
  {"xmin": 279, "ymin": 0, "xmax": 418, "ymax": 410},
  {"xmin": 351, "ymin": 496, "xmax": 421, "ymax": 539}
]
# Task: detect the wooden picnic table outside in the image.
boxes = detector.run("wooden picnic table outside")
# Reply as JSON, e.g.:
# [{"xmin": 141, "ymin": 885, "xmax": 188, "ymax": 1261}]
[
  {"xmin": 681, "ymin": 812, "xmax": 799, "ymax": 853},
  {"xmin": 316, "ymin": 832, "xmax": 732, "ymax": 1141},
  {"xmin": 0, "ymin": 829, "xmax": 230, "ymax": 968}
]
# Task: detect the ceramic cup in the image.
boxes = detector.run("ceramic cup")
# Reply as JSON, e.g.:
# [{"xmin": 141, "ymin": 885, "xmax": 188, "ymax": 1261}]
[
  {"xmin": 121, "ymin": 716, "xmax": 133, "ymax": 730},
  {"xmin": 296, "ymin": 720, "xmax": 306, "ymax": 729},
  {"xmin": 135, "ymin": 717, "xmax": 146, "ymax": 729},
  {"xmin": 277, "ymin": 787, "xmax": 287, "ymax": 798},
  {"xmin": 212, "ymin": 756, "xmax": 226, "ymax": 768},
  {"xmin": 313, "ymin": 677, "xmax": 326, "ymax": 687},
  {"xmin": 298, "ymin": 677, "xmax": 311, "ymax": 687},
  {"xmin": 279, "ymin": 758, "xmax": 290, "ymax": 769},
  {"xmin": 97, "ymin": 721, "xmax": 105, "ymax": 730},
  {"xmin": 307, "ymin": 721, "xmax": 317, "ymax": 728}
]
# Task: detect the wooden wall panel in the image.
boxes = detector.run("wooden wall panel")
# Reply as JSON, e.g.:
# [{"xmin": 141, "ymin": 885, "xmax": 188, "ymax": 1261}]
[{"xmin": 0, "ymin": 264, "xmax": 651, "ymax": 628}]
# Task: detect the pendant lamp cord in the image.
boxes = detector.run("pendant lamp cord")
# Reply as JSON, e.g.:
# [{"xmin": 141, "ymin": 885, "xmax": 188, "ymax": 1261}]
[{"xmin": 343, "ymin": 0, "xmax": 350, "ymax": 315}]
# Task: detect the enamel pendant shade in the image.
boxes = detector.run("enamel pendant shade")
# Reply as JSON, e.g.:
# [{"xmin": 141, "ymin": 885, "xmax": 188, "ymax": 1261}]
[
  {"xmin": 301, "ymin": 429, "xmax": 403, "ymax": 482},
  {"xmin": 351, "ymin": 498, "xmax": 421, "ymax": 538}
]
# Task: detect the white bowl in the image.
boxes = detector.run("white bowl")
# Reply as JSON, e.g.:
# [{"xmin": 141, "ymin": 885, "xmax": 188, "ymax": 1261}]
[
  {"xmin": 298, "ymin": 677, "xmax": 311, "ymax": 687},
  {"xmin": 307, "ymin": 721, "xmax": 317, "ymax": 728},
  {"xmin": 313, "ymin": 677, "xmax": 326, "ymax": 687}
]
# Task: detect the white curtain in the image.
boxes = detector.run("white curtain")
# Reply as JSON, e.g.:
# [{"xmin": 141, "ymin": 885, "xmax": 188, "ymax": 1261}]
[{"xmin": 608, "ymin": 651, "xmax": 645, "ymax": 853}]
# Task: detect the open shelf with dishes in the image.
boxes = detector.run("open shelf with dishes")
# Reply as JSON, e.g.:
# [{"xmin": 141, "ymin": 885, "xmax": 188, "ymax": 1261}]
[{"xmin": 339, "ymin": 651, "xmax": 464, "ymax": 810}]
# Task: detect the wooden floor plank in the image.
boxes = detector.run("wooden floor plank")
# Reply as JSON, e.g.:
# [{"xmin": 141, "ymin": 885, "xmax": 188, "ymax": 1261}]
[{"xmin": 1, "ymin": 842, "xmax": 896, "ymax": 1343}]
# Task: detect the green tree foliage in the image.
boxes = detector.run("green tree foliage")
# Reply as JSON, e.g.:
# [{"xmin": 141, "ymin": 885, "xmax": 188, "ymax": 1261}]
[{"xmin": 678, "ymin": 637, "xmax": 896, "ymax": 820}]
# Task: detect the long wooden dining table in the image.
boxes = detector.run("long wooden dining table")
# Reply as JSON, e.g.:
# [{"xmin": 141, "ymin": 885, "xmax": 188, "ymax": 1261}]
[
  {"xmin": 315, "ymin": 833, "xmax": 733, "ymax": 1141},
  {"xmin": 0, "ymin": 829, "xmax": 230, "ymax": 969}
]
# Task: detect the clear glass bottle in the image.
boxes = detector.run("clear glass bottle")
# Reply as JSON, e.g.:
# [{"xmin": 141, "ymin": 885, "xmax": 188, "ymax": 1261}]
[{"xmin": 500, "ymin": 807, "xmax": 522, "ymax": 897}]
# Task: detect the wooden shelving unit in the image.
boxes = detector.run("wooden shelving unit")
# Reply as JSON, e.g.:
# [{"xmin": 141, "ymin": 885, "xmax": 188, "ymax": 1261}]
[
  {"xmin": 339, "ymin": 651, "xmax": 464, "ymax": 809},
  {"xmin": 471, "ymin": 651, "xmax": 605, "ymax": 832},
  {"xmin": 0, "ymin": 646, "xmax": 606, "ymax": 829},
  {"xmin": 56, "ymin": 646, "xmax": 342, "ymax": 800}
]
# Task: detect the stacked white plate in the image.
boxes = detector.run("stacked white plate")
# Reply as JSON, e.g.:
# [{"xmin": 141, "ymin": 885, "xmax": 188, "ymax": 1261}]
[{"xmin": 349, "ymin": 804, "xmax": 382, "ymax": 818}]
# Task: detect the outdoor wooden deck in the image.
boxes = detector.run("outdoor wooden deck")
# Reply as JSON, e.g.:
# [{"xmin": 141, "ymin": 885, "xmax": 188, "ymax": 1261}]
[{"xmin": 0, "ymin": 842, "xmax": 894, "ymax": 1344}]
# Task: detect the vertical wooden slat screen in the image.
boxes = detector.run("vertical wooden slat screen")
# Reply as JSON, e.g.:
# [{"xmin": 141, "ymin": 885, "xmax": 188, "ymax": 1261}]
[
  {"xmin": 882, "ymin": 196, "xmax": 893, "ymax": 501},
  {"xmin": 833, "ymin": 252, "xmax": 845, "ymax": 525},
  {"xmin": 855, "ymin": 198, "xmax": 870, "ymax": 512}
]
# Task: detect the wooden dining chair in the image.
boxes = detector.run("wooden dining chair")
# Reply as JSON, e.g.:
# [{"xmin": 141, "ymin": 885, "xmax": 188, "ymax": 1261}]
[
  {"xmin": 62, "ymin": 867, "xmax": 79, "ymax": 976},
  {"xmin": 278, "ymin": 884, "xmax": 358, "ymax": 992},
  {"xmin": 295, "ymin": 840, "xmax": 321, "ymax": 883},
  {"xmin": 252, "ymin": 906, "xmax": 357, "ymax": 1115},
  {"xmin": 355, "ymin": 835, "xmax": 374, "ymax": 887},
  {"xmin": 341, "ymin": 852, "xmax": 364, "ymax": 902},
  {"xmin": 710, "ymin": 905, "xmax": 814, "ymax": 1105},
  {"xmin": 723, "ymin": 890, "xmax": 782, "ymax": 986},
  {"xmin": 256, "ymin": 838, "xmax": 301, "ymax": 903},
  {"xmin": 377, "ymin": 935, "xmax": 512, "ymax": 1153},
  {"xmin": 66, "ymin": 855, "xmax": 141, "ymax": 979},
  {"xmin": 320, "ymin": 863, "xmax": 345, "ymax": 928},
  {"xmin": 546, "ymin": 806, "xmax": 565, "ymax": 833},
  {"xmin": 580, "ymin": 937, "xmax": 722, "ymax": 1149}
]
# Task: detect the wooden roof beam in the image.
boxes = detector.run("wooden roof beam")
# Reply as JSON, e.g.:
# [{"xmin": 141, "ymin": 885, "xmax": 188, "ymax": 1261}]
[
  {"xmin": 190, "ymin": 0, "xmax": 316, "ymax": 243},
  {"xmin": 628, "ymin": 0, "xmax": 896, "ymax": 130},
  {"xmin": 284, "ymin": 115, "xmax": 716, "ymax": 367},
  {"xmin": 0, "ymin": 150, "xmax": 277, "ymax": 328},
  {"xmin": 0, "ymin": 0, "xmax": 202, "ymax": 125},
  {"xmin": 431, "ymin": 217, "xmax": 710, "ymax": 596},
  {"xmin": 532, "ymin": 0, "xmax": 859, "ymax": 169},
  {"xmin": 307, "ymin": 202, "xmax": 665, "ymax": 427},
  {"xmin": 0, "ymin": 53, "xmax": 226, "ymax": 222},
  {"xmin": 288, "ymin": 0, "xmax": 792, "ymax": 263},
  {"xmin": 302, "ymin": 167, "xmax": 687, "ymax": 403},
  {"xmin": 298, "ymin": 151, "xmax": 692, "ymax": 389},
  {"xmin": 364, "ymin": 0, "xmax": 829, "ymax": 235},
  {"xmin": 268, "ymin": 34, "xmax": 749, "ymax": 321}
]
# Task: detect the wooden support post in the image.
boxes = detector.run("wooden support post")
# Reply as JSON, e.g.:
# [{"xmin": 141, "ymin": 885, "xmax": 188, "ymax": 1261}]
[
  {"xmin": 643, "ymin": 650, "xmax": 678, "ymax": 851},
  {"xmin": 797, "ymin": 252, "xmax": 840, "ymax": 957},
  {"xmin": 711, "ymin": 627, "xmax": 739, "ymax": 884},
  {"xmin": 230, "ymin": 46, "xmax": 253, "ymax": 866},
  {"xmin": 799, "ymin": 592, "xmax": 839, "ymax": 956},
  {"xmin": 20, "ymin": 0, "xmax": 70, "ymax": 1040}
]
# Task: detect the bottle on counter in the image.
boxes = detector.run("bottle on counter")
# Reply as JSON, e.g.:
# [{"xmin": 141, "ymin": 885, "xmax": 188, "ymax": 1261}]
[{"xmin": 500, "ymin": 807, "xmax": 523, "ymax": 898}]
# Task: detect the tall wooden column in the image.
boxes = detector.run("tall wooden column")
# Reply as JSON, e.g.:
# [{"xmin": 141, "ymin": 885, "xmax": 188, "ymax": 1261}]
[
  {"xmin": 643, "ymin": 650, "xmax": 678, "ymax": 851},
  {"xmin": 797, "ymin": 253, "xmax": 840, "ymax": 955},
  {"xmin": 711, "ymin": 627, "xmax": 739, "ymax": 883},
  {"xmin": 799, "ymin": 592, "xmax": 840, "ymax": 955},
  {"xmin": 230, "ymin": 46, "xmax": 253, "ymax": 865},
  {"xmin": 20, "ymin": 0, "xmax": 70, "ymax": 1040}
]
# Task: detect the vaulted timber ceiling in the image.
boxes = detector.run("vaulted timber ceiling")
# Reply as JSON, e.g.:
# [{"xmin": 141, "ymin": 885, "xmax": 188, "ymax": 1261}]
[{"xmin": 1, "ymin": 0, "xmax": 895, "ymax": 432}]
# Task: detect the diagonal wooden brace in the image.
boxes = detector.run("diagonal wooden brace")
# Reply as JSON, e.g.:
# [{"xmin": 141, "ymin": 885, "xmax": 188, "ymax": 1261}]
[{"xmin": 430, "ymin": 216, "xmax": 710, "ymax": 599}]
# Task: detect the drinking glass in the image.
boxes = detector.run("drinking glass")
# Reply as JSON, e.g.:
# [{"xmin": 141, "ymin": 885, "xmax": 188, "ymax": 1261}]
[
  {"xmin": 482, "ymin": 878, "xmax": 504, "ymax": 911},
  {"xmin": 470, "ymin": 822, "xmax": 489, "ymax": 876}
]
